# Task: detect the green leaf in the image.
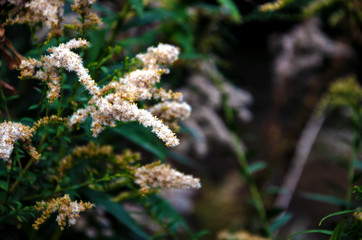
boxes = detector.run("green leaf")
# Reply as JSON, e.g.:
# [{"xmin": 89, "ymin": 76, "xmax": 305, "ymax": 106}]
[
  {"xmin": 129, "ymin": 0, "xmax": 144, "ymax": 17},
  {"xmin": 83, "ymin": 190, "xmax": 149, "ymax": 240},
  {"xmin": 112, "ymin": 123, "xmax": 167, "ymax": 160},
  {"xmin": 167, "ymin": 151, "xmax": 202, "ymax": 169},
  {"xmin": 300, "ymin": 192, "xmax": 350, "ymax": 207},
  {"xmin": 289, "ymin": 229, "xmax": 334, "ymax": 239},
  {"xmin": 329, "ymin": 219, "xmax": 345, "ymax": 240},
  {"xmin": 0, "ymin": 180, "xmax": 8, "ymax": 191},
  {"xmin": 248, "ymin": 161, "xmax": 266, "ymax": 174},
  {"xmin": 145, "ymin": 195, "xmax": 192, "ymax": 234},
  {"xmin": 217, "ymin": 0, "xmax": 242, "ymax": 22},
  {"xmin": 87, "ymin": 28, "xmax": 108, "ymax": 63},
  {"xmin": 319, "ymin": 210, "xmax": 360, "ymax": 226},
  {"xmin": 100, "ymin": 66, "xmax": 109, "ymax": 74},
  {"xmin": 28, "ymin": 104, "xmax": 39, "ymax": 110},
  {"xmin": 7, "ymin": 95, "xmax": 19, "ymax": 101},
  {"xmin": 192, "ymin": 230, "xmax": 209, "ymax": 240},
  {"xmin": 355, "ymin": 160, "xmax": 362, "ymax": 170},
  {"xmin": 270, "ymin": 213, "xmax": 292, "ymax": 232}
]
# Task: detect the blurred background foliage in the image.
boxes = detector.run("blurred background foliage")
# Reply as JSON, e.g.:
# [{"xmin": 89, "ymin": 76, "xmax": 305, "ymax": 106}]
[{"xmin": 1, "ymin": 0, "xmax": 362, "ymax": 239}]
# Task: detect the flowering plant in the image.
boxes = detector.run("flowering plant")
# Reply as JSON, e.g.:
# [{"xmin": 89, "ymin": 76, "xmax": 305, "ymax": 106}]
[{"xmin": 0, "ymin": 0, "xmax": 202, "ymax": 238}]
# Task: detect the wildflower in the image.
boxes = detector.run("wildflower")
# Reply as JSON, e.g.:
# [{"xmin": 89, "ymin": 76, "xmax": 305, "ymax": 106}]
[
  {"xmin": 57, "ymin": 142, "xmax": 113, "ymax": 180},
  {"xmin": 218, "ymin": 230, "xmax": 271, "ymax": 240},
  {"xmin": 319, "ymin": 75, "xmax": 362, "ymax": 112},
  {"xmin": 148, "ymin": 101, "xmax": 191, "ymax": 121},
  {"xmin": 19, "ymin": 38, "xmax": 97, "ymax": 102},
  {"xmin": 21, "ymin": 40, "xmax": 188, "ymax": 147},
  {"xmin": 67, "ymin": 42, "xmax": 188, "ymax": 147},
  {"xmin": 134, "ymin": 163, "xmax": 201, "ymax": 193},
  {"xmin": 354, "ymin": 207, "xmax": 362, "ymax": 221},
  {"xmin": 0, "ymin": 121, "xmax": 38, "ymax": 161},
  {"xmin": 33, "ymin": 194, "xmax": 94, "ymax": 230},
  {"xmin": 136, "ymin": 43, "xmax": 180, "ymax": 68},
  {"xmin": 71, "ymin": 0, "xmax": 102, "ymax": 31},
  {"xmin": 259, "ymin": 0, "xmax": 291, "ymax": 12},
  {"xmin": 6, "ymin": 0, "xmax": 65, "ymax": 40}
]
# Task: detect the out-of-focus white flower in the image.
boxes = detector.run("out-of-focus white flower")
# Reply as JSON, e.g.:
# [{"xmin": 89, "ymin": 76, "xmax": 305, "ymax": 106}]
[{"xmin": 134, "ymin": 163, "xmax": 201, "ymax": 193}]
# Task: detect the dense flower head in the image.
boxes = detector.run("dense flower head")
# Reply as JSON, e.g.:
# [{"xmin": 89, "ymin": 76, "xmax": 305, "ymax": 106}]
[
  {"xmin": 19, "ymin": 38, "xmax": 97, "ymax": 102},
  {"xmin": 136, "ymin": 43, "xmax": 180, "ymax": 68},
  {"xmin": 0, "ymin": 121, "xmax": 36, "ymax": 161},
  {"xmin": 65, "ymin": 41, "xmax": 188, "ymax": 147},
  {"xmin": 134, "ymin": 163, "xmax": 201, "ymax": 193},
  {"xmin": 5, "ymin": 0, "xmax": 101, "ymax": 39},
  {"xmin": 218, "ymin": 230, "xmax": 271, "ymax": 240},
  {"xmin": 149, "ymin": 101, "xmax": 191, "ymax": 121},
  {"xmin": 6, "ymin": 0, "xmax": 64, "ymax": 39},
  {"xmin": 20, "ymin": 39, "xmax": 188, "ymax": 147},
  {"xmin": 33, "ymin": 194, "xmax": 94, "ymax": 230}
]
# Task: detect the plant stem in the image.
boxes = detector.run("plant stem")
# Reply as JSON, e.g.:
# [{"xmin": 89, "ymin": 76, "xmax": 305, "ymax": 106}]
[
  {"xmin": 0, "ymin": 153, "xmax": 16, "ymax": 205},
  {"xmin": 346, "ymin": 108, "xmax": 361, "ymax": 206},
  {"xmin": 0, "ymin": 83, "xmax": 10, "ymax": 121},
  {"xmin": 107, "ymin": 2, "xmax": 130, "ymax": 48},
  {"xmin": 207, "ymin": 64, "xmax": 271, "ymax": 237},
  {"xmin": 231, "ymin": 133, "xmax": 271, "ymax": 237},
  {"xmin": 8, "ymin": 157, "xmax": 35, "ymax": 194},
  {"xmin": 141, "ymin": 198, "xmax": 179, "ymax": 240}
]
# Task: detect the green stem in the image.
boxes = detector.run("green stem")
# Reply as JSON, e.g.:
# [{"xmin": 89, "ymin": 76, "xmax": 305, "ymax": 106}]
[
  {"xmin": 107, "ymin": 2, "xmax": 130, "ymax": 47},
  {"xmin": 141, "ymin": 198, "xmax": 179, "ymax": 240},
  {"xmin": 0, "ymin": 83, "xmax": 10, "ymax": 121},
  {"xmin": 0, "ymin": 152, "xmax": 16, "ymax": 205},
  {"xmin": 24, "ymin": 176, "xmax": 114, "ymax": 201},
  {"xmin": 231, "ymin": 133, "xmax": 271, "ymax": 237},
  {"xmin": 208, "ymin": 66, "xmax": 271, "ymax": 237},
  {"xmin": 8, "ymin": 157, "xmax": 35, "ymax": 195},
  {"xmin": 346, "ymin": 108, "xmax": 361, "ymax": 206}
]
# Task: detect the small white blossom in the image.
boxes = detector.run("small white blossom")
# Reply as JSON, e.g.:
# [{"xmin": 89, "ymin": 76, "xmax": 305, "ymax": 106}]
[{"xmin": 134, "ymin": 164, "xmax": 201, "ymax": 193}]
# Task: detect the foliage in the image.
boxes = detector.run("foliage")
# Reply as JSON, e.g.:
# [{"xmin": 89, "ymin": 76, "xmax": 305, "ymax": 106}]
[{"xmin": 0, "ymin": 0, "xmax": 361, "ymax": 239}]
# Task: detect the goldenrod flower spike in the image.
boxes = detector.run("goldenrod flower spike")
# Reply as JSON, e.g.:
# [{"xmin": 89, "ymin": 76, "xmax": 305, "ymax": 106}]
[
  {"xmin": 134, "ymin": 163, "xmax": 201, "ymax": 194},
  {"xmin": 0, "ymin": 121, "xmax": 37, "ymax": 161},
  {"xmin": 33, "ymin": 194, "xmax": 94, "ymax": 230}
]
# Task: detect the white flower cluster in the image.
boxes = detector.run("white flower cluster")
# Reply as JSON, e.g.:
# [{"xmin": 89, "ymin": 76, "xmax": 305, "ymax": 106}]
[
  {"xmin": 0, "ymin": 121, "xmax": 34, "ymax": 161},
  {"xmin": 65, "ymin": 41, "xmax": 188, "ymax": 147},
  {"xmin": 134, "ymin": 163, "xmax": 201, "ymax": 193},
  {"xmin": 33, "ymin": 194, "xmax": 94, "ymax": 230},
  {"xmin": 6, "ymin": 0, "xmax": 64, "ymax": 36},
  {"xmin": 149, "ymin": 101, "xmax": 191, "ymax": 121},
  {"xmin": 20, "ymin": 39, "xmax": 96, "ymax": 102},
  {"xmin": 25, "ymin": 0, "xmax": 64, "ymax": 29},
  {"xmin": 136, "ymin": 43, "xmax": 180, "ymax": 68},
  {"xmin": 20, "ymin": 40, "xmax": 189, "ymax": 147},
  {"xmin": 6, "ymin": 0, "xmax": 101, "ymax": 39}
]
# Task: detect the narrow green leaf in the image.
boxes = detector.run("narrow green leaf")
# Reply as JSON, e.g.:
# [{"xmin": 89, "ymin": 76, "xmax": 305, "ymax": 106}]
[
  {"xmin": 329, "ymin": 219, "xmax": 345, "ymax": 240},
  {"xmin": 217, "ymin": 0, "xmax": 242, "ymax": 22},
  {"xmin": 129, "ymin": 0, "xmax": 144, "ymax": 17},
  {"xmin": 7, "ymin": 95, "xmax": 19, "ymax": 101},
  {"xmin": 145, "ymin": 195, "xmax": 192, "ymax": 233},
  {"xmin": 354, "ymin": 160, "xmax": 362, "ymax": 170},
  {"xmin": 248, "ymin": 161, "xmax": 266, "ymax": 174},
  {"xmin": 28, "ymin": 104, "xmax": 39, "ymax": 110},
  {"xmin": 270, "ymin": 213, "xmax": 292, "ymax": 232},
  {"xmin": 112, "ymin": 123, "xmax": 167, "ymax": 160},
  {"xmin": 100, "ymin": 66, "xmax": 109, "ymax": 74},
  {"xmin": 319, "ymin": 210, "xmax": 360, "ymax": 226},
  {"xmin": 300, "ymin": 192, "xmax": 349, "ymax": 207},
  {"xmin": 192, "ymin": 230, "xmax": 209, "ymax": 240},
  {"xmin": 289, "ymin": 229, "xmax": 334, "ymax": 239},
  {"xmin": 83, "ymin": 190, "xmax": 149, "ymax": 240},
  {"xmin": 87, "ymin": 28, "xmax": 108, "ymax": 63},
  {"xmin": 0, "ymin": 180, "xmax": 8, "ymax": 191}
]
